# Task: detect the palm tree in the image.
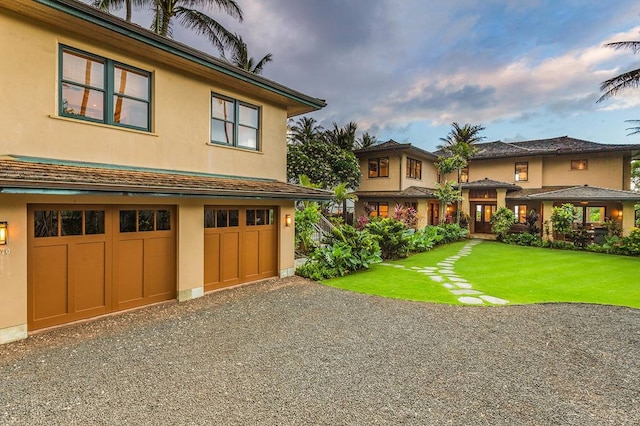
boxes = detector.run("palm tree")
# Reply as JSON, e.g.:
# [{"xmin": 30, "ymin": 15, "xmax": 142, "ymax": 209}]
[
  {"xmin": 598, "ymin": 41, "xmax": 640, "ymax": 102},
  {"xmin": 324, "ymin": 121, "xmax": 358, "ymax": 150},
  {"xmin": 93, "ymin": 0, "xmax": 243, "ymax": 54},
  {"xmin": 331, "ymin": 182, "xmax": 359, "ymax": 223},
  {"xmin": 288, "ymin": 117, "xmax": 323, "ymax": 145},
  {"xmin": 437, "ymin": 122, "xmax": 485, "ymax": 225},
  {"xmin": 355, "ymin": 132, "xmax": 377, "ymax": 149},
  {"xmin": 223, "ymin": 34, "xmax": 272, "ymax": 75}
]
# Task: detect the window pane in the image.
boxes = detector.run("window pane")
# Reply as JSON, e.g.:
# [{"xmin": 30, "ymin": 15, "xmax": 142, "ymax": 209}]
[
  {"xmin": 379, "ymin": 203, "xmax": 389, "ymax": 218},
  {"xmin": 85, "ymin": 210, "xmax": 105, "ymax": 235},
  {"xmin": 515, "ymin": 162, "xmax": 528, "ymax": 181},
  {"xmin": 268, "ymin": 209, "xmax": 274, "ymax": 225},
  {"xmin": 62, "ymin": 83, "xmax": 104, "ymax": 120},
  {"xmin": 256, "ymin": 209, "xmax": 266, "ymax": 225},
  {"xmin": 138, "ymin": 210, "xmax": 154, "ymax": 232},
  {"xmin": 212, "ymin": 96, "xmax": 234, "ymax": 121},
  {"xmin": 238, "ymin": 126, "xmax": 257, "ymax": 149},
  {"xmin": 571, "ymin": 160, "xmax": 588, "ymax": 170},
  {"xmin": 368, "ymin": 160, "xmax": 379, "ymax": 178},
  {"xmin": 379, "ymin": 158, "xmax": 389, "ymax": 177},
  {"xmin": 204, "ymin": 209, "xmax": 216, "ymax": 228},
  {"xmin": 239, "ymin": 104, "xmax": 258, "ymax": 127},
  {"xmin": 229, "ymin": 209, "xmax": 239, "ymax": 227},
  {"xmin": 113, "ymin": 96, "xmax": 148, "ymax": 128},
  {"xmin": 120, "ymin": 210, "xmax": 137, "ymax": 233},
  {"xmin": 114, "ymin": 66, "xmax": 149, "ymax": 100},
  {"xmin": 34, "ymin": 210, "xmax": 58, "ymax": 238},
  {"xmin": 246, "ymin": 209, "xmax": 255, "ymax": 226},
  {"xmin": 61, "ymin": 210, "xmax": 83, "ymax": 236},
  {"xmin": 157, "ymin": 210, "xmax": 171, "ymax": 230},
  {"xmin": 62, "ymin": 50, "xmax": 104, "ymax": 88},
  {"xmin": 211, "ymin": 120, "xmax": 234, "ymax": 144},
  {"xmin": 216, "ymin": 210, "xmax": 228, "ymax": 227}
]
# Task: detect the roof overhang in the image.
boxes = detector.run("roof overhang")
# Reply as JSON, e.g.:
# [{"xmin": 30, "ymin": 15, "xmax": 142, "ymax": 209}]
[{"xmin": 507, "ymin": 185, "xmax": 640, "ymax": 203}]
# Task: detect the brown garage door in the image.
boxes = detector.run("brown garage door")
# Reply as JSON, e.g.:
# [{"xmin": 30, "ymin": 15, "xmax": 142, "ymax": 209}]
[
  {"xmin": 27, "ymin": 205, "xmax": 176, "ymax": 330},
  {"xmin": 204, "ymin": 207, "xmax": 277, "ymax": 292}
]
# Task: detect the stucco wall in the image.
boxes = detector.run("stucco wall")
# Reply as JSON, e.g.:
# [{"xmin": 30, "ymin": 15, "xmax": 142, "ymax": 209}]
[{"xmin": 542, "ymin": 154, "xmax": 625, "ymax": 188}]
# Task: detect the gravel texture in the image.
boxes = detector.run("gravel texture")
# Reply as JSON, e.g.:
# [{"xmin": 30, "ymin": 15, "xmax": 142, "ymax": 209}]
[{"xmin": 1, "ymin": 276, "xmax": 639, "ymax": 425}]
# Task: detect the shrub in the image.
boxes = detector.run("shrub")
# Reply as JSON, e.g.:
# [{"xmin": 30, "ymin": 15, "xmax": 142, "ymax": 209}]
[
  {"xmin": 434, "ymin": 223, "xmax": 468, "ymax": 244},
  {"xmin": 392, "ymin": 204, "xmax": 419, "ymax": 229},
  {"xmin": 550, "ymin": 204, "xmax": 576, "ymax": 241},
  {"xmin": 525, "ymin": 209, "xmax": 540, "ymax": 235},
  {"xmin": 619, "ymin": 228, "xmax": 640, "ymax": 256},
  {"xmin": 295, "ymin": 203, "xmax": 320, "ymax": 255},
  {"xmin": 490, "ymin": 207, "xmax": 516, "ymax": 240},
  {"xmin": 503, "ymin": 233, "xmax": 543, "ymax": 246},
  {"xmin": 408, "ymin": 228, "xmax": 437, "ymax": 253},
  {"xmin": 365, "ymin": 217, "xmax": 411, "ymax": 259}
]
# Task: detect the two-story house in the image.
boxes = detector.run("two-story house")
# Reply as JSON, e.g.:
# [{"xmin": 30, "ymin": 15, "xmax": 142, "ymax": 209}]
[
  {"xmin": 0, "ymin": 0, "xmax": 331, "ymax": 344},
  {"xmin": 354, "ymin": 137, "xmax": 640, "ymax": 236}
]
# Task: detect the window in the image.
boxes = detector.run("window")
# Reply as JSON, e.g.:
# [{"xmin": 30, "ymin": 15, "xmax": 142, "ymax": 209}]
[
  {"xmin": 246, "ymin": 209, "xmax": 275, "ymax": 226},
  {"xmin": 59, "ymin": 46, "xmax": 151, "ymax": 131},
  {"xmin": 211, "ymin": 94, "xmax": 260, "ymax": 150},
  {"xmin": 204, "ymin": 208, "xmax": 240, "ymax": 228},
  {"xmin": 368, "ymin": 158, "xmax": 389, "ymax": 178},
  {"xmin": 406, "ymin": 158, "xmax": 422, "ymax": 179},
  {"xmin": 514, "ymin": 205, "xmax": 527, "ymax": 223},
  {"xmin": 119, "ymin": 209, "xmax": 171, "ymax": 233},
  {"xmin": 515, "ymin": 162, "xmax": 528, "ymax": 182},
  {"xmin": 368, "ymin": 202, "xmax": 389, "ymax": 218},
  {"xmin": 34, "ymin": 209, "xmax": 105, "ymax": 238},
  {"xmin": 571, "ymin": 159, "xmax": 588, "ymax": 170},
  {"xmin": 460, "ymin": 166, "xmax": 469, "ymax": 183}
]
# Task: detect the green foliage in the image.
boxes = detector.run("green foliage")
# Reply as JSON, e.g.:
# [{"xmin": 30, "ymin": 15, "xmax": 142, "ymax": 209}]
[
  {"xmin": 502, "ymin": 233, "xmax": 543, "ymax": 247},
  {"xmin": 295, "ymin": 203, "xmax": 320, "ymax": 255},
  {"xmin": 603, "ymin": 219, "xmax": 622, "ymax": 237},
  {"xmin": 287, "ymin": 138, "xmax": 361, "ymax": 190},
  {"xmin": 392, "ymin": 204, "xmax": 418, "ymax": 229},
  {"xmin": 550, "ymin": 203, "xmax": 577, "ymax": 239},
  {"xmin": 408, "ymin": 228, "xmax": 439, "ymax": 253},
  {"xmin": 296, "ymin": 224, "xmax": 381, "ymax": 280},
  {"xmin": 619, "ymin": 228, "xmax": 640, "ymax": 255},
  {"xmin": 490, "ymin": 207, "xmax": 516, "ymax": 240},
  {"xmin": 434, "ymin": 223, "xmax": 469, "ymax": 243},
  {"xmin": 365, "ymin": 217, "xmax": 411, "ymax": 259},
  {"xmin": 525, "ymin": 209, "xmax": 540, "ymax": 235}
]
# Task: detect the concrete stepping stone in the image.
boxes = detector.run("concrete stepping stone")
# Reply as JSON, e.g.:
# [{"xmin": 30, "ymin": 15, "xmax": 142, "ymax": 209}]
[
  {"xmin": 442, "ymin": 283, "xmax": 455, "ymax": 289},
  {"xmin": 458, "ymin": 296, "xmax": 484, "ymax": 305},
  {"xmin": 480, "ymin": 295, "xmax": 509, "ymax": 305},
  {"xmin": 437, "ymin": 262, "xmax": 453, "ymax": 267},
  {"xmin": 429, "ymin": 275, "xmax": 443, "ymax": 282},
  {"xmin": 449, "ymin": 277, "xmax": 467, "ymax": 283},
  {"xmin": 393, "ymin": 265, "xmax": 405, "ymax": 268},
  {"xmin": 439, "ymin": 269, "xmax": 455, "ymax": 275},
  {"xmin": 380, "ymin": 263, "xmax": 393, "ymax": 266},
  {"xmin": 411, "ymin": 266, "xmax": 422, "ymax": 270},
  {"xmin": 451, "ymin": 289, "xmax": 483, "ymax": 295},
  {"xmin": 453, "ymin": 282, "xmax": 472, "ymax": 289},
  {"xmin": 448, "ymin": 256, "xmax": 461, "ymax": 260}
]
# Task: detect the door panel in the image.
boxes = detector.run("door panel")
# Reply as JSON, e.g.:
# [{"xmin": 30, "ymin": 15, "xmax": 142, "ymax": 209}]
[
  {"xmin": 73, "ymin": 241, "xmax": 107, "ymax": 312},
  {"xmin": 32, "ymin": 244, "xmax": 69, "ymax": 323}
]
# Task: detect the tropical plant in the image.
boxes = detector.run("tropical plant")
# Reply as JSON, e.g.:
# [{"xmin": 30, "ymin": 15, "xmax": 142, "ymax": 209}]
[
  {"xmin": 433, "ymin": 180, "xmax": 462, "ymax": 224},
  {"xmin": 288, "ymin": 117, "xmax": 324, "ymax": 145},
  {"xmin": 323, "ymin": 121, "xmax": 358, "ymax": 151},
  {"xmin": 294, "ymin": 202, "xmax": 320, "ymax": 255},
  {"xmin": 331, "ymin": 182, "xmax": 358, "ymax": 223},
  {"xmin": 392, "ymin": 204, "xmax": 419, "ymax": 229},
  {"xmin": 222, "ymin": 34, "xmax": 272, "ymax": 75},
  {"xmin": 437, "ymin": 122, "xmax": 485, "ymax": 224},
  {"xmin": 287, "ymin": 138, "xmax": 361, "ymax": 190},
  {"xmin": 490, "ymin": 207, "xmax": 516, "ymax": 240},
  {"xmin": 550, "ymin": 203, "xmax": 577, "ymax": 241},
  {"xmin": 525, "ymin": 209, "xmax": 540, "ymax": 235},
  {"xmin": 355, "ymin": 132, "xmax": 377, "ymax": 149},
  {"xmin": 365, "ymin": 217, "xmax": 411, "ymax": 259},
  {"xmin": 95, "ymin": 0, "xmax": 244, "ymax": 54}
]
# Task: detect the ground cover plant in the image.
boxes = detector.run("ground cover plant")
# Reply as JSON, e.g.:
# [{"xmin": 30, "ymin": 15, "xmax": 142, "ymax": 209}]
[{"xmin": 323, "ymin": 241, "xmax": 640, "ymax": 308}]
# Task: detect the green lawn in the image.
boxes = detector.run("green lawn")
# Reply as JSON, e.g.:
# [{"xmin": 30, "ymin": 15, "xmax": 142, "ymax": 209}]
[{"xmin": 322, "ymin": 240, "xmax": 640, "ymax": 308}]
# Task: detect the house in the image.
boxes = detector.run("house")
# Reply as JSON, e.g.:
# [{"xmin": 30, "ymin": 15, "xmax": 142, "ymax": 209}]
[
  {"xmin": 354, "ymin": 137, "xmax": 640, "ymax": 236},
  {"xmin": 0, "ymin": 0, "xmax": 331, "ymax": 344}
]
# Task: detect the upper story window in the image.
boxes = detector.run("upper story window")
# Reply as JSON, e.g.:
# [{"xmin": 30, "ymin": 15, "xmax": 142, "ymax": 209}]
[
  {"xmin": 59, "ymin": 46, "xmax": 151, "ymax": 131},
  {"xmin": 515, "ymin": 162, "xmax": 528, "ymax": 181},
  {"xmin": 368, "ymin": 157, "xmax": 389, "ymax": 178},
  {"xmin": 211, "ymin": 94, "xmax": 260, "ymax": 150},
  {"xmin": 406, "ymin": 158, "xmax": 422, "ymax": 179},
  {"xmin": 571, "ymin": 159, "xmax": 588, "ymax": 170},
  {"xmin": 460, "ymin": 166, "xmax": 469, "ymax": 183}
]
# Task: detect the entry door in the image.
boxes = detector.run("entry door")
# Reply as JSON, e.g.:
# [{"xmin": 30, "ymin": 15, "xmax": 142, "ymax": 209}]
[{"xmin": 474, "ymin": 204, "xmax": 496, "ymax": 233}]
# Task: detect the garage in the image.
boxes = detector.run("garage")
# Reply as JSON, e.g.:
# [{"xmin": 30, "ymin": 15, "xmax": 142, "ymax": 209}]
[
  {"xmin": 27, "ymin": 205, "xmax": 176, "ymax": 330},
  {"xmin": 204, "ymin": 206, "xmax": 277, "ymax": 292}
]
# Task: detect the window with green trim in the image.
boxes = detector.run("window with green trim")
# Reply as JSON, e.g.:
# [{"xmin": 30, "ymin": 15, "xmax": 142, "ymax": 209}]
[
  {"xmin": 211, "ymin": 94, "xmax": 260, "ymax": 150},
  {"xmin": 59, "ymin": 46, "xmax": 151, "ymax": 131}
]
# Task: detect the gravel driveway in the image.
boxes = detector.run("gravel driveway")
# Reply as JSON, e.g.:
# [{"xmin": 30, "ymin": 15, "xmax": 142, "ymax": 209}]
[{"xmin": 1, "ymin": 276, "xmax": 639, "ymax": 425}]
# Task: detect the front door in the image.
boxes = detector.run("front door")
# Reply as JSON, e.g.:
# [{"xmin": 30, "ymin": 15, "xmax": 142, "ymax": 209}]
[{"xmin": 474, "ymin": 204, "xmax": 496, "ymax": 233}]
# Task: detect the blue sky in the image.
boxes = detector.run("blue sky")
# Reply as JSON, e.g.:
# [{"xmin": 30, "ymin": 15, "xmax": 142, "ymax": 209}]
[{"xmin": 88, "ymin": 0, "xmax": 640, "ymax": 151}]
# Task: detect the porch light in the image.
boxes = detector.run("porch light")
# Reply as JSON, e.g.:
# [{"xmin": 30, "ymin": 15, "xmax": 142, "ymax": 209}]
[
  {"xmin": 285, "ymin": 214, "xmax": 292, "ymax": 227},
  {"xmin": 618, "ymin": 210, "xmax": 623, "ymax": 219},
  {"xmin": 0, "ymin": 222, "xmax": 7, "ymax": 245}
]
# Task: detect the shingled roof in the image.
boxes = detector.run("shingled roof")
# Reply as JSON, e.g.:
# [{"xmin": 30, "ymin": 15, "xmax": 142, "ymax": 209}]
[
  {"xmin": 354, "ymin": 186, "xmax": 437, "ymax": 199},
  {"xmin": 0, "ymin": 156, "xmax": 333, "ymax": 200},
  {"xmin": 510, "ymin": 185, "xmax": 640, "ymax": 202},
  {"xmin": 434, "ymin": 136, "xmax": 640, "ymax": 160},
  {"xmin": 353, "ymin": 140, "xmax": 437, "ymax": 160},
  {"xmin": 459, "ymin": 178, "xmax": 521, "ymax": 190}
]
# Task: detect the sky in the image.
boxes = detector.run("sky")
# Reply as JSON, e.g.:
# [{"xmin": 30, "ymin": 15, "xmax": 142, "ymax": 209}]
[{"xmin": 87, "ymin": 0, "xmax": 640, "ymax": 152}]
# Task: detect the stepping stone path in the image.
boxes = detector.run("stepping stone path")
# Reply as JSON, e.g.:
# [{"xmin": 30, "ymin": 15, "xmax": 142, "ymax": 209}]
[{"xmin": 380, "ymin": 240, "xmax": 509, "ymax": 306}]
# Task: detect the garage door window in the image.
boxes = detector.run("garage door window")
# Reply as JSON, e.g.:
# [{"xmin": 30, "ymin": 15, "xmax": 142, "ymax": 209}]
[
  {"xmin": 120, "ymin": 209, "xmax": 172, "ymax": 233},
  {"xmin": 205, "ymin": 208, "xmax": 240, "ymax": 228},
  {"xmin": 246, "ymin": 208, "xmax": 274, "ymax": 226},
  {"xmin": 34, "ymin": 209, "xmax": 106, "ymax": 238}
]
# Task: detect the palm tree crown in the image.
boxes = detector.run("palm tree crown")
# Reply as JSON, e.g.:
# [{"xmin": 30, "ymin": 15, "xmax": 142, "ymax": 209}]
[
  {"xmin": 598, "ymin": 41, "xmax": 640, "ymax": 102},
  {"xmin": 223, "ymin": 34, "xmax": 273, "ymax": 75},
  {"xmin": 437, "ymin": 122, "xmax": 485, "ymax": 160},
  {"xmin": 288, "ymin": 117, "xmax": 324, "ymax": 145}
]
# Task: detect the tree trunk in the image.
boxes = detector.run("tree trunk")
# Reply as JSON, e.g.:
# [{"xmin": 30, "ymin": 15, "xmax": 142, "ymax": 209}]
[{"xmin": 456, "ymin": 167, "xmax": 462, "ymax": 225}]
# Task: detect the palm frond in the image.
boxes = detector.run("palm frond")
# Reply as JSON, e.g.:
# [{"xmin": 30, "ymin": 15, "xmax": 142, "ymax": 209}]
[
  {"xmin": 598, "ymin": 68, "xmax": 640, "ymax": 102},
  {"xmin": 174, "ymin": 7, "xmax": 236, "ymax": 53},
  {"xmin": 604, "ymin": 41, "xmax": 640, "ymax": 54},
  {"xmin": 179, "ymin": 0, "xmax": 244, "ymax": 22}
]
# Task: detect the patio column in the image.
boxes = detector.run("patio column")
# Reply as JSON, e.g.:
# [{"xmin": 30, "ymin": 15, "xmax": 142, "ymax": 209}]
[
  {"xmin": 542, "ymin": 201, "xmax": 554, "ymax": 241},
  {"xmin": 461, "ymin": 189, "xmax": 470, "ymax": 216},
  {"xmin": 622, "ymin": 201, "xmax": 636, "ymax": 236},
  {"xmin": 496, "ymin": 188, "xmax": 507, "ymax": 209}
]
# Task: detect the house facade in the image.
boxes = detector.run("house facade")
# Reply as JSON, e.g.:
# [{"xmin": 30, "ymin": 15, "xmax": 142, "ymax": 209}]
[
  {"xmin": 0, "ymin": 0, "xmax": 330, "ymax": 344},
  {"xmin": 354, "ymin": 138, "xmax": 640, "ymax": 235}
]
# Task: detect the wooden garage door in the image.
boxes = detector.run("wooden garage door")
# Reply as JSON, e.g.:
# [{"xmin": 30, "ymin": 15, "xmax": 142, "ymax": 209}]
[
  {"xmin": 27, "ymin": 205, "xmax": 176, "ymax": 330},
  {"xmin": 204, "ymin": 207, "xmax": 277, "ymax": 292}
]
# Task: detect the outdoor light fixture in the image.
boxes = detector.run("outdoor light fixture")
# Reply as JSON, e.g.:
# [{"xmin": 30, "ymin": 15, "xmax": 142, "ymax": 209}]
[
  {"xmin": 0, "ymin": 222, "xmax": 7, "ymax": 245},
  {"xmin": 285, "ymin": 214, "xmax": 292, "ymax": 227},
  {"xmin": 618, "ymin": 210, "xmax": 623, "ymax": 219}
]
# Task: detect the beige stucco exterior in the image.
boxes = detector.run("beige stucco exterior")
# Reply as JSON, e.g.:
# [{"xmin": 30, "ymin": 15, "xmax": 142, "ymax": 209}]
[{"xmin": 0, "ymin": 2, "xmax": 322, "ymax": 343}]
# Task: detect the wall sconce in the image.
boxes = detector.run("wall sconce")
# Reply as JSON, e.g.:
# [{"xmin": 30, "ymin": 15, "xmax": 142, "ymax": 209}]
[
  {"xmin": 285, "ymin": 214, "xmax": 292, "ymax": 227},
  {"xmin": 0, "ymin": 222, "xmax": 7, "ymax": 245},
  {"xmin": 618, "ymin": 210, "xmax": 623, "ymax": 219}
]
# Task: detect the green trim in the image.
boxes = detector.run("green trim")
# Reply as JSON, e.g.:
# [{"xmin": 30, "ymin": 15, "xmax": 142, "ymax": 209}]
[
  {"xmin": 36, "ymin": 0, "xmax": 326, "ymax": 112},
  {"xmin": 210, "ymin": 93, "xmax": 260, "ymax": 151},
  {"xmin": 8, "ymin": 155, "xmax": 275, "ymax": 182}
]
